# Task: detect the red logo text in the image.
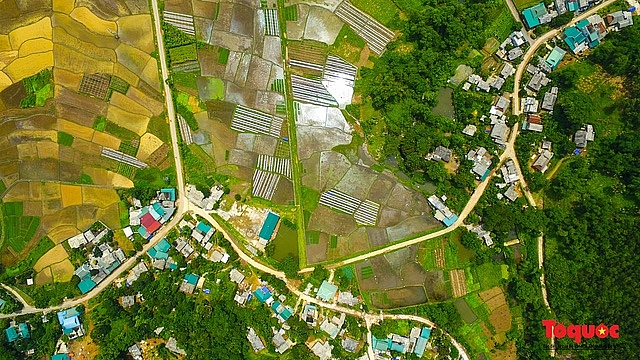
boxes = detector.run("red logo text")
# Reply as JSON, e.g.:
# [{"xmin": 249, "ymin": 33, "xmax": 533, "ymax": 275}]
[{"xmin": 542, "ymin": 320, "xmax": 619, "ymax": 344}]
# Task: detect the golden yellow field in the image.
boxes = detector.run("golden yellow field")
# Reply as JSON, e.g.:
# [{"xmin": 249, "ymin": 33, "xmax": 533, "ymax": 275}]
[
  {"xmin": 106, "ymin": 105, "xmax": 149, "ymax": 135},
  {"xmin": 19, "ymin": 38, "xmax": 54, "ymax": 57},
  {"xmin": 9, "ymin": 17, "xmax": 52, "ymax": 49},
  {"xmin": 83, "ymin": 187, "xmax": 119, "ymax": 207},
  {"xmin": 71, "ymin": 138, "xmax": 102, "ymax": 156},
  {"xmin": 140, "ymin": 58, "xmax": 161, "ymax": 91},
  {"xmin": 0, "ymin": 50, "xmax": 19, "ymax": 70},
  {"xmin": 58, "ymin": 118, "xmax": 95, "ymax": 141},
  {"xmin": 109, "ymin": 91, "xmax": 153, "ymax": 117},
  {"xmin": 47, "ymin": 225, "xmax": 80, "ymax": 244},
  {"xmin": 53, "ymin": 0, "xmax": 75, "ymax": 14},
  {"xmin": 115, "ymin": 230, "xmax": 134, "ymax": 252},
  {"xmin": 4, "ymin": 51, "xmax": 54, "ymax": 82},
  {"xmin": 92, "ymin": 131, "xmax": 121, "ymax": 149},
  {"xmin": 53, "ymin": 27, "xmax": 117, "ymax": 63},
  {"xmin": 3, "ymin": 182, "xmax": 31, "ymax": 202},
  {"xmin": 115, "ymin": 43, "xmax": 150, "ymax": 76},
  {"xmin": 35, "ymin": 268, "xmax": 53, "ymax": 285},
  {"xmin": 70, "ymin": 7, "xmax": 118, "ymax": 37},
  {"xmin": 96, "ymin": 202, "xmax": 121, "ymax": 229},
  {"xmin": 51, "ymin": 259, "xmax": 75, "ymax": 282},
  {"xmin": 113, "ymin": 63, "xmax": 140, "ymax": 87},
  {"xmin": 17, "ymin": 143, "xmax": 38, "ymax": 160},
  {"xmin": 117, "ymin": 15, "xmax": 155, "ymax": 54},
  {"xmin": 34, "ymin": 244, "xmax": 69, "ymax": 272},
  {"xmin": 54, "ymin": 44, "xmax": 113, "ymax": 74},
  {"xmin": 126, "ymin": 86, "xmax": 164, "ymax": 115},
  {"xmin": 0, "ymin": 71, "xmax": 12, "ymax": 91},
  {"xmin": 0, "ymin": 35, "xmax": 11, "ymax": 51},
  {"xmin": 108, "ymin": 172, "xmax": 134, "ymax": 188},
  {"xmin": 36, "ymin": 141, "xmax": 60, "ymax": 159},
  {"xmin": 137, "ymin": 133, "xmax": 164, "ymax": 161},
  {"xmin": 61, "ymin": 184, "xmax": 83, "ymax": 207}
]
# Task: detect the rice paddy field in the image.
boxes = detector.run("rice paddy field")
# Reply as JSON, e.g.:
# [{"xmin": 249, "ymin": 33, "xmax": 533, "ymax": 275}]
[{"xmin": 0, "ymin": 1, "xmax": 172, "ymax": 285}]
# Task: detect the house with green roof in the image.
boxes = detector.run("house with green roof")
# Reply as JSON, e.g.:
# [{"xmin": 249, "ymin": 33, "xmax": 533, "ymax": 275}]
[
  {"xmin": 184, "ymin": 274, "xmax": 199, "ymax": 285},
  {"xmin": 147, "ymin": 238, "xmax": 171, "ymax": 260},
  {"xmin": 78, "ymin": 278, "xmax": 97, "ymax": 295},
  {"xmin": 316, "ymin": 281, "xmax": 338, "ymax": 302},
  {"xmin": 159, "ymin": 188, "xmax": 176, "ymax": 202},
  {"xmin": 258, "ymin": 212, "xmax": 280, "ymax": 242},
  {"xmin": 372, "ymin": 336, "xmax": 390, "ymax": 351},
  {"xmin": 51, "ymin": 354, "xmax": 70, "ymax": 360},
  {"xmin": 0, "ymin": 298, "xmax": 6, "ymax": 310},
  {"xmin": 522, "ymin": 3, "xmax": 549, "ymax": 28},
  {"xmin": 545, "ymin": 46, "xmax": 566, "ymax": 69},
  {"xmin": 253, "ymin": 287, "xmax": 273, "ymax": 304}
]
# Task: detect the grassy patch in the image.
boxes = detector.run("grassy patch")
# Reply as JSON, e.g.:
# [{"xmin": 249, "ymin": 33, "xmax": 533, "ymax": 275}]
[
  {"xmin": 305, "ymin": 230, "xmax": 320, "ymax": 245},
  {"xmin": 77, "ymin": 173, "xmax": 94, "ymax": 185},
  {"xmin": 118, "ymin": 141, "xmax": 138, "ymax": 157},
  {"xmin": 117, "ymin": 163, "xmax": 136, "ymax": 179},
  {"xmin": 361, "ymin": 265, "xmax": 374, "ymax": 279},
  {"xmin": 169, "ymin": 44, "xmax": 198, "ymax": 64},
  {"xmin": 330, "ymin": 25, "xmax": 366, "ymax": 64},
  {"xmin": 475, "ymin": 263, "xmax": 505, "ymax": 290},
  {"xmin": 196, "ymin": 77, "xmax": 225, "ymax": 100},
  {"xmin": 25, "ymin": 236, "xmax": 55, "ymax": 268},
  {"xmin": 147, "ymin": 113, "xmax": 170, "ymax": 143},
  {"xmin": 104, "ymin": 121, "xmax": 139, "ymax": 141},
  {"xmin": 3, "ymin": 204, "xmax": 40, "ymax": 253},
  {"xmin": 162, "ymin": 21, "xmax": 196, "ymax": 48},
  {"xmin": 514, "ymin": 0, "xmax": 542, "ymax": 11},
  {"xmin": 484, "ymin": 7, "xmax": 518, "ymax": 41},
  {"xmin": 93, "ymin": 115, "xmax": 107, "ymax": 131},
  {"xmin": 393, "ymin": 0, "xmax": 423, "ymax": 12},
  {"xmin": 349, "ymin": 0, "xmax": 398, "ymax": 26},
  {"xmin": 109, "ymin": 76, "xmax": 130, "ymax": 95},
  {"xmin": 118, "ymin": 201, "xmax": 129, "ymax": 228},
  {"xmin": 301, "ymin": 186, "xmax": 320, "ymax": 212},
  {"xmin": 57, "ymin": 132, "xmax": 74, "ymax": 147},
  {"xmin": 284, "ymin": 5, "xmax": 298, "ymax": 21},
  {"xmin": 329, "ymin": 235, "xmax": 338, "ymax": 248},
  {"xmin": 173, "ymin": 71, "xmax": 198, "ymax": 89},
  {"xmin": 218, "ymin": 47, "xmax": 230, "ymax": 65}
]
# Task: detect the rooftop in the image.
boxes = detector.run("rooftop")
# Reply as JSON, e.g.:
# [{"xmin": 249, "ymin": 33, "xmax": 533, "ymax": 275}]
[
  {"xmin": 317, "ymin": 281, "xmax": 338, "ymax": 302},
  {"xmin": 259, "ymin": 212, "xmax": 280, "ymax": 241},
  {"xmin": 523, "ymin": 3, "xmax": 548, "ymax": 28}
]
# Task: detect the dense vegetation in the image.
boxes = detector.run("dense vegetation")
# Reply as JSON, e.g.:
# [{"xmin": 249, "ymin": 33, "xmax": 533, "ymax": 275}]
[
  {"xmin": 537, "ymin": 25, "xmax": 640, "ymax": 359},
  {"xmin": 357, "ymin": 0, "xmax": 517, "ymax": 209}
]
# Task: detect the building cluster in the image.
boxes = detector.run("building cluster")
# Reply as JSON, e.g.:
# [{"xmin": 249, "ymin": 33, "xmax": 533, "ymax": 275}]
[
  {"xmin": 301, "ymin": 302, "xmax": 362, "ymax": 359},
  {"xmin": 4, "ymin": 321, "xmax": 30, "ymax": 344},
  {"xmin": 185, "ymin": 184, "xmax": 224, "ymax": 210},
  {"xmin": 496, "ymin": 31, "xmax": 528, "ymax": 62},
  {"xmin": 470, "ymin": 224, "xmax": 494, "ymax": 246},
  {"xmin": 467, "ymin": 147, "xmax": 492, "ymax": 180},
  {"xmin": 428, "ymin": 195, "xmax": 458, "ymax": 227},
  {"xmin": 464, "ymin": 69, "xmax": 511, "ymax": 92},
  {"xmin": 67, "ymin": 222, "xmax": 110, "ymax": 249},
  {"xmin": 179, "ymin": 273, "xmax": 200, "ymax": 294},
  {"xmin": 57, "ymin": 308, "xmax": 84, "ymax": 340},
  {"xmin": 574, "ymin": 124, "xmax": 595, "ymax": 151},
  {"xmin": 126, "ymin": 262, "xmax": 149, "ymax": 285},
  {"xmin": 190, "ymin": 221, "xmax": 215, "ymax": 252},
  {"xmin": 372, "ymin": 326, "xmax": 433, "ymax": 358},
  {"xmin": 564, "ymin": 11, "xmax": 634, "ymax": 54},
  {"xmin": 425, "ymin": 145, "xmax": 452, "ymax": 163},
  {"xmin": 73, "ymin": 234, "xmax": 126, "ymax": 295},
  {"xmin": 486, "ymin": 96, "xmax": 511, "ymax": 147},
  {"xmin": 147, "ymin": 238, "xmax": 178, "ymax": 270},
  {"xmin": 129, "ymin": 188, "xmax": 177, "ymax": 240}
]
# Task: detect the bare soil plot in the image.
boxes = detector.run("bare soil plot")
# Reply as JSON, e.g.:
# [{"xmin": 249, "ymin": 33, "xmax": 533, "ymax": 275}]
[
  {"xmin": 252, "ymin": 135, "xmax": 278, "ymax": 155},
  {"xmin": 23, "ymin": 201, "xmax": 43, "ymax": 217},
  {"xmin": 262, "ymin": 36, "xmax": 282, "ymax": 66},
  {"xmin": 377, "ymin": 206, "xmax": 406, "ymax": 228},
  {"xmin": 386, "ymin": 183, "xmax": 431, "ymax": 214},
  {"xmin": 479, "ymin": 286, "xmax": 503, "ymax": 302},
  {"xmin": 308, "ymin": 206, "xmax": 356, "ymax": 236},
  {"xmin": 253, "ymin": 90, "xmax": 284, "ymax": 116},
  {"xmin": 367, "ymin": 175, "xmax": 395, "ymax": 203},
  {"xmin": 306, "ymin": 234, "xmax": 328, "ymax": 264},
  {"xmin": 401, "ymin": 261, "xmax": 427, "ymax": 285},
  {"xmin": 366, "ymin": 227, "xmax": 388, "ymax": 247},
  {"xmin": 271, "ymin": 178, "xmax": 294, "ymax": 205},
  {"xmin": 297, "ymin": 127, "xmax": 351, "ymax": 160},
  {"xmin": 303, "ymin": 6, "xmax": 343, "ymax": 45},
  {"xmin": 348, "ymin": 227, "xmax": 369, "ymax": 253},
  {"xmin": 454, "ymin": 298, "xmax": 478, "ymax": 324},
  {"xmin": 0, "ymin": 81, "xmax": 27, "ymax": 109},
  {"xmin": 450, "ymin": 269, "xmax": 468, "ymax": 298},
  {"xmin": 245, "ymin": 56, "xmax": 272, "ymax": 91},
  {"xmin": 60, "ymin": 162, "xmax": 83, "ymax": 182},
  {"xmin": 213, "ymin": 2, "xmax": 234, "ymax": 32},
  {"xmin": 198, "ymin": 48, "xmax": 227, "ymax": 77},
  {"xmin": 370, "ymin": 256, "xmax": 401, "ymax": 289},
  {"xmin": 34, "ymin": 244, "xmax": 68, "ymax": 272},
  {"xmin": 206, "ymin": 100, "xmax": 236, "ymax": 124},
  {"xmin": 36, "ymin": 141, "xmax": 60, "ymax": 159},
  {"xmin": 489, "ymin": 305, "xmax": 512, "ymax": 333},
  {"xmin": 334, "ymin": 165, "xmax": 377, "ymax": 199},
  {"xmin": 386, "ymin": 216, "xmax": 439, "ymax": 242},
  {"xmin": 230, "ymin": 4, "xmax": 254, "ymax": 37},
  {"xmin": 484, "ymin": 291, "xmax": 507, "ymax": 312},
  {"xmin": 51, "ymin": 259, "xmax": 74, "ymax": 282},
  {"xmin": 20, "ymin": 159, "xmax": 59, "ymax": 180},
  {"xmin": 225, "ymin": 81, "xmax": 256, "ymax": 108},
  {"xmin": 285, "ymin": 3, "xmax": 309, "ymax": 40}
]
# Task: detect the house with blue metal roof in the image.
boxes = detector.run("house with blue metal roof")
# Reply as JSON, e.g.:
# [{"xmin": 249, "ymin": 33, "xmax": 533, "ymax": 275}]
[
  {"xmin": 545, "ymin": 46, "xmax": 566, "ymax": 70},
  {"xmin": 57, "ymin": 308, "xmax": 84, "ymax": 340},
  {"xmin": 316, "ymin": 281, "xmax": 338, "ymax": 302},
  {"xmin": 159, "ymin": 188, "xmax": 177, "ymax": 202},
  {"xmin": 147, "ymin": 238, "xmax": 171, "ymax": 260},
  {"xmin": 51, "ymin": 354, "xmax": 70, "ymax": 360},
  {"xmin": 0, "ymin": 298, "xmax": 6, "ymax": 311},
  {"xmin": 522, "ymin": 3, "xmax": 549, "ymax": 28},
  {"xmin": 259, "ymin": 212, "xmax": 280, "ymax": 242},
  {"xmin": 564, "ymin": 15, "xmax": 607, "ymax": 54},
  {"xmin": 253, "ymin": 287, "xmax": 273, "ymax": 304}
]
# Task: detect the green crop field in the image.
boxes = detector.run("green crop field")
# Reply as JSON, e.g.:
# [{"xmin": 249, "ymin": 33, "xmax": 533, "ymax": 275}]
[
  {"xmin": 57, "ymin": 132, "xmax": 74, "ymax": 147},
  {"xmin": 77, "ymin": 173, "xmax": 94, "ymax": 185},
  {"xmin": 118, "ymin": 141, "xmax": 138, "ymax": 157},
  {"xmin": 361, "ymin": 265, "xmax": 374, "ymax": 279},
  {"xmin": 173, "ymin": 71, "xmax": 198, "ymax": 89},
  {"xmin": 484, "ymin": 7, "xmax": 519, "ymax": 42},
  {"xmin": 475, "ymin": 263, "xmax": 506, "ymax": 290},
  {"xmin": 170, "ymin": 44, "xmax": 198, "ymax": 64},
  {"xmin": 109, "ymin": 76, "xmax": 130, "ymax": 94},
  {"xmin": 4, "ymin": 202, "xmax": 23, "ymax": 216},
  {"xmin": 329, "ymin": 235, "xmax": 338, "ymax": 248},
  {"xmin": 284, "ymin": 5, "xmax": 298, "ymax": 21},
  {"xmin": 3, "ymin": 207, "xmax": 40, "ymax": 253},
  {"xmin": 117, "ymin": 163, "xmax": 135, "ymax": 179},
  {"xmin": 218, "ymin": 48, "xmax": 230, "ymax": 65},
  {"xmin": 105, "ymin": 121, "xmax": 139, "ymax": 141},
  {"xmin": 93, "ymin": 115, "xmax": 107, "ymax": 131},
  {"xmin": 350, "ymin": 0, "xmax": 398, "ymax": 27},
  {"xmin": 271, "ymin": 79, "xmax": 285, "ymax": 93},
  {"xmin": 305, "ymin": 230, "xmax": 320, "ymax": 245}
]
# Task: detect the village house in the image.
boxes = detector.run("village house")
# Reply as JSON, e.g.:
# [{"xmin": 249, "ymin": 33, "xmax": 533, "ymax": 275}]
[
  {"xmin": 128, "ymin": 344, "xmax": 143, "ymax": 360},
  {"xmin": 273, "ymin": 329, "xmax": 293, "ymax": 354},
  {"xmin": 527, "ymin": 71, "xmax": 551, "ymax": 92},
  {"xmin": 533, "ymin": 150, "xmax": 554, "ymax": 172},
  {"xmin": 342, "ymin": 337, "xmax": 360, "ymax": 353},
  {"xmin": 522, "ymin": 97, "xmax": 539, "ymax": 113},
  {"xmin": 471, "ymin": 224, "xmax": 494, "ymax": 246},
  {"xmin": 247, "ymin": 328, "xmax": 265, "ymax": 352},
  {"xmin": 179, "ymin": 274, "xmax": 199, "ymax": 294},
  {"xmin": 504, "ymin": 184, "xmax": 519, "ymax": 202},
  {"xmin": 467, "ymin": 147, "xmax": 492, "ymax": 180},
  {"xmin": 522, "ymin": 3, "xmax": 554, "ymax": 29},
  {"xmin": 605, "ymin": 10, "xmax": 634, "ymax": 30},
  {"xmin": 310, "ymin": 340, "xmax": 332, "ymax": 360},
  {"xmin": 501, "ymin": 159, "xmax": 520, "ymax": 183},
  {"xmin": 462, "ymin": 124, "xmax": 477, "ymax": 136},
  {"xmin": 5, "ymin": 322, "xmax": 29, "ymax": 343},
  {"xmin": 428, "ymin": 195, "xmax": 458, "ymax": 226},
  {"xmin": 166, "ymin": 337, "xmax": 186, "ymax": 356},
  {"xmin": 541, "ymin": 87, "xmax": 559, "ymax": 111},
  {"xmin": 57, "ymin": 308, "xmax": 84, "ymax": 340},
  {"xmin": 426, "ymin": 146, "xmax": 452, "ymax": 162}
]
